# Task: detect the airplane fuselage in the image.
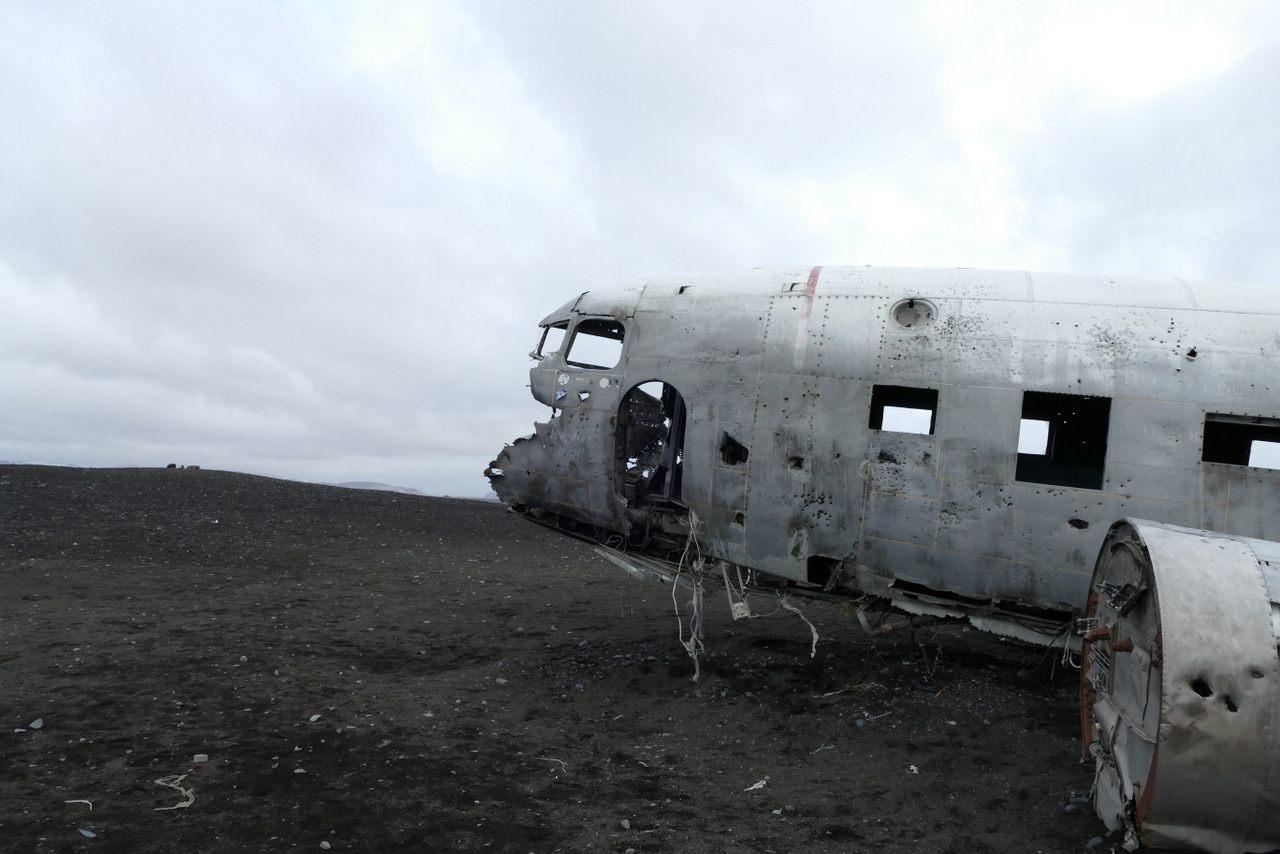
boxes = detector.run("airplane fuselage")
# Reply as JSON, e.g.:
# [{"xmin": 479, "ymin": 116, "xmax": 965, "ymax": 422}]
[{"xmin": 489, "ymin": 266, "xmax": 1280, "ymax": 639}]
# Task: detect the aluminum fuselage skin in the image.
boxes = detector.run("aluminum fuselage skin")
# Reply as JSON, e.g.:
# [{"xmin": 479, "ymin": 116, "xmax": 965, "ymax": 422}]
[{"xmin": 489, "ymin": 266, "xmax": 1280, "ymax": 628}]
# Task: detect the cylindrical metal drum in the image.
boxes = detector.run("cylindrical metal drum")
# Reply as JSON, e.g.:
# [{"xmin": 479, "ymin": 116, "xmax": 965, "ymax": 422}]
[{"xmin": 1083, "ymin": 519, "xmax": 1280, "ymax": 853}]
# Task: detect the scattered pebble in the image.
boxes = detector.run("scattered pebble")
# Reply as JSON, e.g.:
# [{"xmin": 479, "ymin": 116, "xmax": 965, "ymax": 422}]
[
  {"xmin": 29, "ymin": 718, "xmax": 44, "ymax": 730},
  {"xmin": 79, "ymin": 829, "xmax": 96, "ymax": 838},
  {"xmin": 619, "ymin": 819, "xmax": 630, "ymax": 830},
  {"xmin": 239, "ymin": 655, "xmax": 248, "ymax": 662},
  {"xmin": 320, "ymin": 842, "xmax": 331, "ymax": 850},
  {"xmin": 193, "ymin": 754, "xmax": 209, "ymax": 763},
  {"xmin": 1086, "ymin": 836, "xmax": 1105, "ymax": 851},
  {"xmin": 309, "ymin": 714, "xmax": 322, "ymax": 722},
  {"xmin": 494, "ymin": 677, "xmax": 508, "ymax": 685},
  {"xmin": 294, "ymin": 768, "xmax": 306, "ymax": 774}
]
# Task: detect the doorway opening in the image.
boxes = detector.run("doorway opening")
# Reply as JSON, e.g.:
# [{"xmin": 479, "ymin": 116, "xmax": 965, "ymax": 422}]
[{"xmin": 616, "ymin": 381, "xmax": 687, "ymax": 513}]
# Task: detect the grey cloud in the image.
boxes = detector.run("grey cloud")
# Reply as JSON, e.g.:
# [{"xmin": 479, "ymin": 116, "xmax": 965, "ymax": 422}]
[
  {"xmin": 4, "ymin": 2, "xmax": 1275, "ymax": 496},
  {"xmin": 1016, "ymin": 38, "xmax": 1280, "ymax": 283}
]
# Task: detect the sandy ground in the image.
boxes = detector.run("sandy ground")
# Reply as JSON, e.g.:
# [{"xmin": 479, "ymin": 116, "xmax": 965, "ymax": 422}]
[{"xmin": 1, "ymin": 464, "xmax": 1114, "ymax": 853}]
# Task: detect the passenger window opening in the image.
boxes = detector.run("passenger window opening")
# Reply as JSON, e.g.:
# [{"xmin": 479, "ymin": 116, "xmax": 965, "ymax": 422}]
[
  {"xmin": 564, "ymin": 318, "xmax": 625, "ymax": 370},
  {"xmin": 1203, "ymin": 413, "xmax": 1280, "ymax": 468},
  {"xmin": 1015, "ymin": 391, "xmax": 1111, "ymax": 490},
  {"xmin": 869, "ymin": 385, "xmax": 938, "ymax": 435},
  {"xmin": 1018, "ymin": 419, "xmax": 1051, "ymax": 455},
  {"xmin": 533, "ymin": 322, "xmax": 567, "ymax": 360}
]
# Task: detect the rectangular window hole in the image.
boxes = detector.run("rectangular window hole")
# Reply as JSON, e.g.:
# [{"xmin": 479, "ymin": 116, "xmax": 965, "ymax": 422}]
[
  {"xmin": 1203, "ymin": 413, "xmax": 1280, "ymax": 467},
  {"xmin": 869, "ymin": 385, "xmax": 938, "ymax": 435},
  {"xmin": 564, "ymin": 318, "xmax": 625, "ymax": 370},
  {"xmin": 1015, "ymin": 391, "xmax": 1111, "ymax": 490}
]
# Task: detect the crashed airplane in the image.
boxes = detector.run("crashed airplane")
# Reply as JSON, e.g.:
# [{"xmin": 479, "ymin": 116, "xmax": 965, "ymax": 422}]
[{"xmin": 486, "ymin": 266, "xmax": 1280, "ymax": 853}]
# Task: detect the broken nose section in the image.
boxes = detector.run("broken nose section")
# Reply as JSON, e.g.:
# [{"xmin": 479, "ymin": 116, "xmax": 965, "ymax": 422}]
[{"xmin": 485, "ymin": 411, "xmax": 630, "ymax": 541}]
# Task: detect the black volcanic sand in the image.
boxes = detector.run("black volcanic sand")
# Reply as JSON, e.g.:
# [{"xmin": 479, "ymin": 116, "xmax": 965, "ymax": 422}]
[{"xmin": 1, "ymin": 465, "xmax": 1111, "ymax": 853}]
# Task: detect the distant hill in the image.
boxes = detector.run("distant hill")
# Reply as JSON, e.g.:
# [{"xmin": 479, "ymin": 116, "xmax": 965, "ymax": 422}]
[{"xmin": 333, "ymin": 481, "xmax": 427, "ymax": 496}]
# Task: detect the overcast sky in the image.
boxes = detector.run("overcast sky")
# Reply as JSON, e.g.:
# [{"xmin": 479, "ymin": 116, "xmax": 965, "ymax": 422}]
[{"xmin": 2, "ymin": 1, "xmax": 1279, "ymax": 496}]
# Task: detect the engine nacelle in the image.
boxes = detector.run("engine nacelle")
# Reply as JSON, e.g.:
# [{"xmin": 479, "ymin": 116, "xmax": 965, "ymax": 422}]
[{"xmin": 1084, "ymin": 519, "xmax": 1280, "ymax": 853}]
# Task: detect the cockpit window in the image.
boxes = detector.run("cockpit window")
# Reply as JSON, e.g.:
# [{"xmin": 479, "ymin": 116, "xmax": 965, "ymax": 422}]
[
  {"xmin": 533, "ymin": 322, "xmax": 568, "ymax": 360},
  {"xmin": 564, "ymin": 318, "xmax": 625, "ymax": 370}
]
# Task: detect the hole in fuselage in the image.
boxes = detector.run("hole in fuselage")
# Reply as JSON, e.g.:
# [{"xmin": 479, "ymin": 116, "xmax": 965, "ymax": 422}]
[
  {"xmin": 1190, "ymin": 677, "xmax": 1213, "ymax": 698},
  {"xmin": 1224, "ymin": 696, "xmax": 1239, "ymax": 712},
  {"xmin": 720, "ymin": 434, "xmax": 749, "ymax": 465},
  {"xmin": 807, "ymin": 556, "xmax": 841, "ymax": 587}
]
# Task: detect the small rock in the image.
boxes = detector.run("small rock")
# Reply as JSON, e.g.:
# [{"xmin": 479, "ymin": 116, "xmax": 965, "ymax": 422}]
[
  {"xmin": 239, "ymin": 655, "xmax": 248, "ymax": 663},
  {"xmin": 309, "ymin": 714, "xmax": 322, "ymax": 722},
  {"xmin": 1086, "ymin": 837, "xmax": 1105, "ymax": 852},
  {"xmin": 784, "ymin": 805, "xmax": 795, "ymax": 813},
  {"xmin": 79, "ymin": 829, "xmax": 96, "ymax": 838},
  {"xmin": 29, "ymin": 718, "xmax": 44, "ymax": 730},
  {"xmin": 320, "ymin": 843, "xmax": 331, "ymax": 850},
  {"xmin": 619, "ymin": 818, "xmax": 631, "ymax": 830},
  {"xmin": 772, "ymin": 808, "xmax": 782, "ymax": 815},
  {"xmin": 294, "ymin": 768, "xmax": 306, "ymax": 774},
  {"xmin": 193, "ymin": 754, "xmax": 209, "ymax": 763},
  {"xmin": 625, "ymin": 849, "xmax": 636, "ymax": 854},
  {"xmin": 1064, "ymin": 803, "xmax": 1080, "ymax": 815},
  {"xmin": 494, "ymin": 677, "xmax": 508, "ymax": 685}
]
